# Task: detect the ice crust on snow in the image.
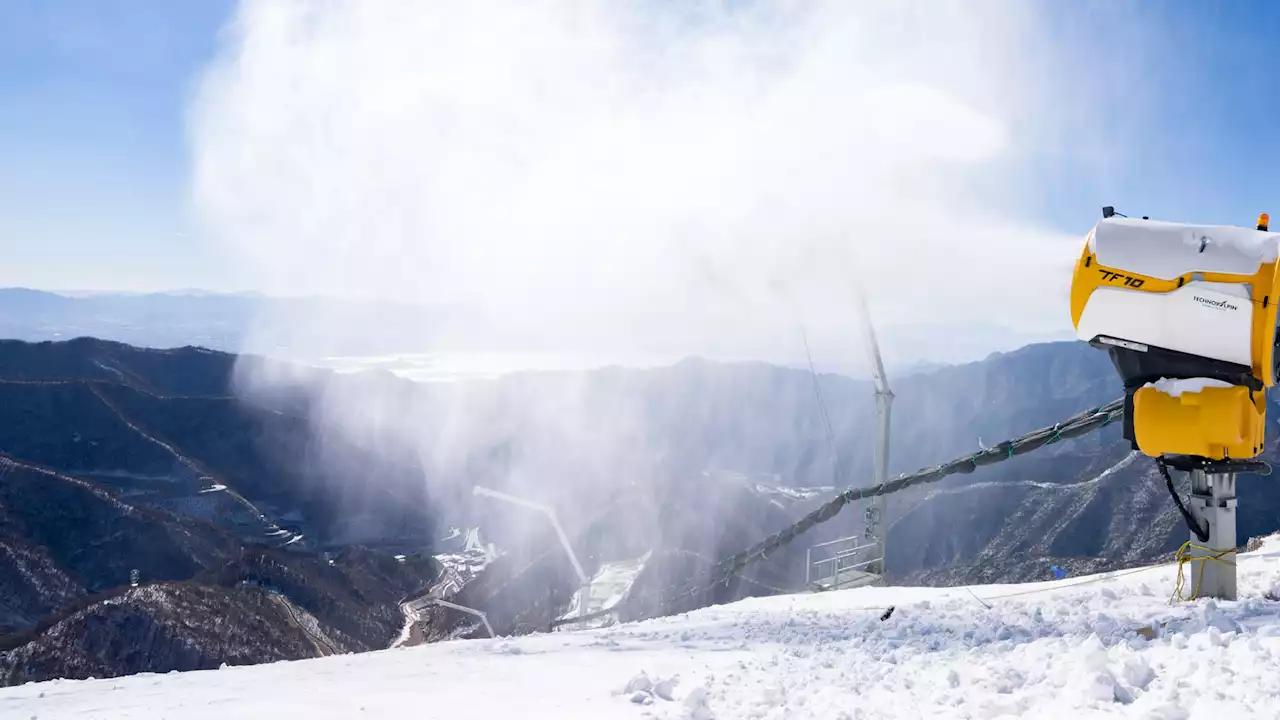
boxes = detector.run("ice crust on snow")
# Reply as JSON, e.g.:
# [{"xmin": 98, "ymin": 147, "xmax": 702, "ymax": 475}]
[
  {"xmin": 1090, "ymin": 217, "xmax": 1280, "ymax": 281},
  {"xmin": 1144, "ymin": 377, "xmax": 1235, "ymax": 398},
  {"xmin": 9, "ymin": 535, "xmax": 1280, "ymax": 718}
]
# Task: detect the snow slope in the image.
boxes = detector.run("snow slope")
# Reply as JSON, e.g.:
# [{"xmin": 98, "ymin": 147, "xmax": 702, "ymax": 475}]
[
  {"xmin": 559, "ymin": 551, "xmax": 653, "ymax": 626},
  {"xmin": 9, "ymin": 538, "xmax": 1280, "ymax": 719}
]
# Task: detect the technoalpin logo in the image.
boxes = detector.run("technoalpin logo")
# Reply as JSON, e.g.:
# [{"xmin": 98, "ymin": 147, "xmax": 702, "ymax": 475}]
[{"xmin": 1193, "ymin": 295, "xmax": 1239, "ymax": 311}]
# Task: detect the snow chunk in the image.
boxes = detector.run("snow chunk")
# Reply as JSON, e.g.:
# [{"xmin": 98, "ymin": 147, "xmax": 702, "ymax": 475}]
[
  {"xmin": 1079, "ymin": 671, "xmax": 1117, "ymax": 703},
  {"xmin": 1116, "ymin": 655, "xmax": 1154, "ymax": 691},
  {"xmin": 683, "ymin": 686, "xmax": 714, "ymax": 720},
  {"xmin": 1143, "ymin": 377, "xmax": 1234, "ymax": 398},
  {"xmin": 623, "ymin": 672, "xmax": 652, "ymax": 694}
]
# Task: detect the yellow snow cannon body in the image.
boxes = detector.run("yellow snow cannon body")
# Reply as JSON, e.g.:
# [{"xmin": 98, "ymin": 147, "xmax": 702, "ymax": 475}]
[{"xmin": 1070, "ymin": 210, "xmax": 1280, "ymax": 461}]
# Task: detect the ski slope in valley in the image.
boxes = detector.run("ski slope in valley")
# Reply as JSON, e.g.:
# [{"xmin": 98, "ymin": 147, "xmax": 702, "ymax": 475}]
[{"xmin": 9, "ymin": 538, "xmax": 1280, "ymax": 719}]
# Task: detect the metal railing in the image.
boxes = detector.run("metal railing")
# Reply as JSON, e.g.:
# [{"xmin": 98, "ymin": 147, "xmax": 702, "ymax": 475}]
[{"xmin": 806, "ymin": 536, "xmax": 880, "ymax": 590}]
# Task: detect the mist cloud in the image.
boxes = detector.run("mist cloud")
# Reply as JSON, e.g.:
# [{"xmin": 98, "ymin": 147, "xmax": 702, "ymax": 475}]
[
  {"xmin": 190, "ymin": 0, "xmax": 1112, "ymax": 369},
  {"xmin": 182, "ymin": 0, "xmax": 1160, "ymax": 564}
]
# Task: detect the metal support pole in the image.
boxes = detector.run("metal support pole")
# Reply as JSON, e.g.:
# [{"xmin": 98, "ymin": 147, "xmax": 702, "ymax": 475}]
[
  {"xmin": 855, "ymin": 287, "xmax": 892, "ymax": 585},
  {"xmin": 866, "ymin": 389, "xmax": 891, "ymax": 579},
  {"xmin": 473, "ymin": 485, "xmax": 591, "ymax": 621},
  {"xmin": 418, "ymin": 598, "xmax": 496, "ymax": 638},
  {"xmin": 1188, "ymin": 469, "xmax": 1237, "ymax": 601}
]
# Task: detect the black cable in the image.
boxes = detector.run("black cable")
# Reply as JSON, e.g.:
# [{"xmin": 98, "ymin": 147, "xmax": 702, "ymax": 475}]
[
  {"xmin": 1156, "ymin": 457, "xmax": 1209, "ymax": 542},
  {"xmin": 551, "ymin": 399, "xmax": 1129, "ymax": 628},
  {"xmin": 710, "ymin": 400, "xmax": 1124, "ymax": 584}
]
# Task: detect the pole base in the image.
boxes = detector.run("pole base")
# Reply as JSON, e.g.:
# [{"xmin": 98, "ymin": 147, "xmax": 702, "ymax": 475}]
[{"xmin": 1188, "ymin": 469, "xmax": 1237, "ymax": 601}]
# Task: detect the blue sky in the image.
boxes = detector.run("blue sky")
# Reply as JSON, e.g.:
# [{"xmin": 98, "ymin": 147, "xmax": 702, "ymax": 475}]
[
  {"xmin": 4, "ymin": 1, "xmax": 1280, "ymax": 293},
  {"xmin": 0, "ymin": 0, "xmax": 235, "ymax": 291},
  {"xmin": 1023, "ymin": 1, "xmax": 1280, "ymax": 231}
]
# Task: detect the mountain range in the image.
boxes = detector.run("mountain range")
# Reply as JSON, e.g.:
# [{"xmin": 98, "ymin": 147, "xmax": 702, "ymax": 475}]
[{"xmin": 1, "ymin": 334, "xmax": 1278, "ymax": 685}]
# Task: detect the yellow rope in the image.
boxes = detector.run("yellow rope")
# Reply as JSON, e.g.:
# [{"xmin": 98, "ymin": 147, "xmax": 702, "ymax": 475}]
[{"xmin": 1170, "ymin": 541, "xmax": 1237, "ymax": 604}]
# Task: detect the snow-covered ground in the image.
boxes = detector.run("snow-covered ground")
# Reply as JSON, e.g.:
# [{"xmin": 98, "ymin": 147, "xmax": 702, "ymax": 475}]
[
  {"xmin": 9, "ymin": 538, "xmax": 1280, "ymax": 719},
  {"xmin": 560, "ymin": 551, "xmax": 653, "ymax": 626}
]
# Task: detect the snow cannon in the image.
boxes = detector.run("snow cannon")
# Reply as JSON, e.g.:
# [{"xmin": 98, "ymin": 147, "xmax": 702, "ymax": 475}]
[{"xmin": 1070, "ymin": 211, "xmax": 1280, "ymax": 461}]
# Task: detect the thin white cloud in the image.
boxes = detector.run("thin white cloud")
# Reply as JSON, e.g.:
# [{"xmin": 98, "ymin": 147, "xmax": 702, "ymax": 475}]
[{"xmin": 190, "ymin": 0, "xmax": 1121, "ymax": 369}]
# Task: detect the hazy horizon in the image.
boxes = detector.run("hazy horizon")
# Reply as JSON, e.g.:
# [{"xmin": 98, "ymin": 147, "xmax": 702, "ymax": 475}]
[{"xmin": 0, "ymin": 283, "xmax": 1074, "ymax": 373}]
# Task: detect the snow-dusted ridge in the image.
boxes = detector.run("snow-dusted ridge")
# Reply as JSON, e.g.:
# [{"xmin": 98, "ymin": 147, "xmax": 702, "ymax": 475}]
[{"xmin": 8, "ymin": 536, "xmax": 1280, "ymax": 718}]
